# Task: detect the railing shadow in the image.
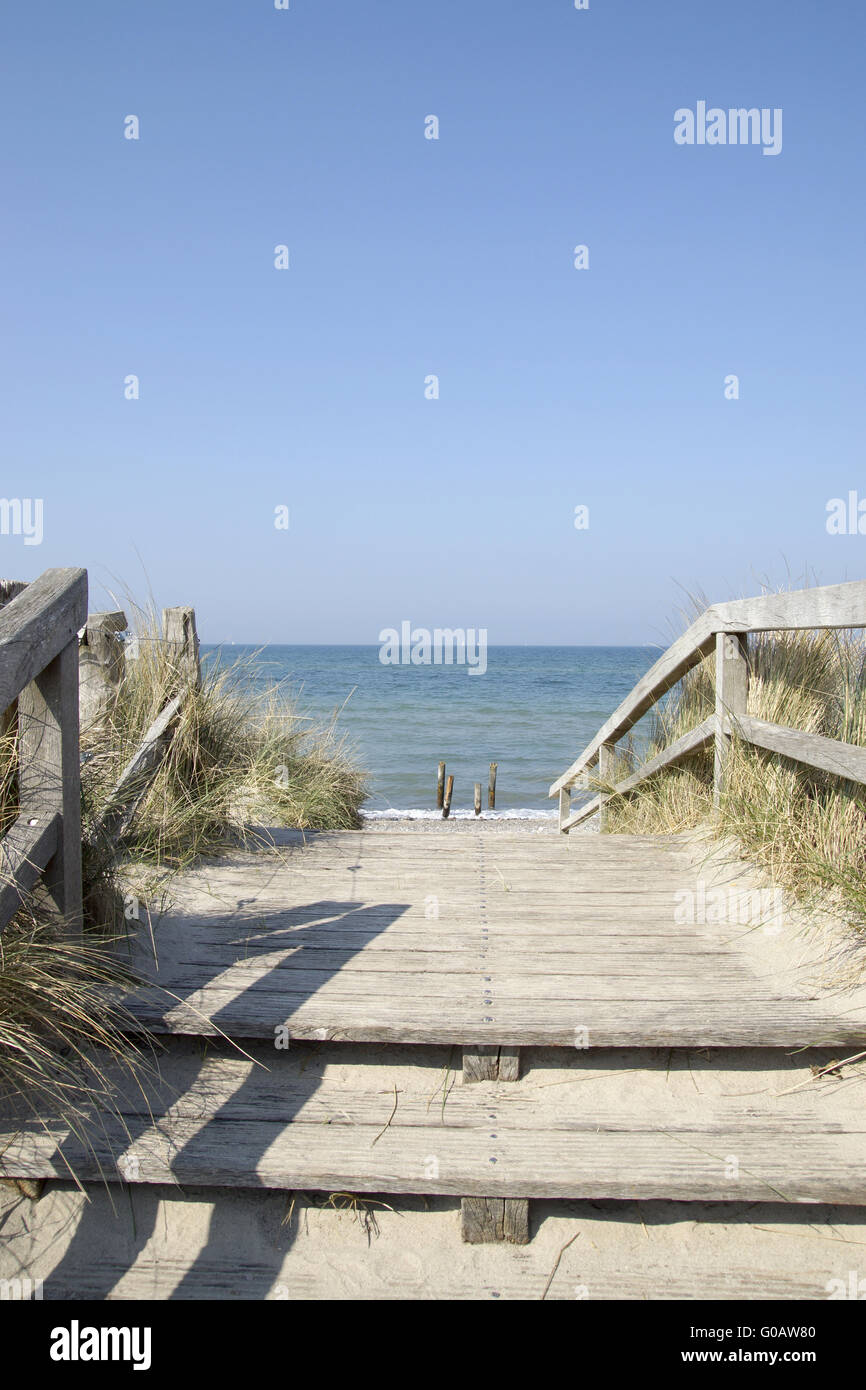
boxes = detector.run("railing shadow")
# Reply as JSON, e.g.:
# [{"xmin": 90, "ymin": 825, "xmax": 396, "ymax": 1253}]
[{"xmin": 35, "ymin": 881, "xmax": 411, "ymax": 1299}]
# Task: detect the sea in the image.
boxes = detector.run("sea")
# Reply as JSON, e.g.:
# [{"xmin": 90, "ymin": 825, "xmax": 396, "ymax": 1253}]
[{"xmin": 201, "ymin": 645, "xmax": 657, "ymax": 821}]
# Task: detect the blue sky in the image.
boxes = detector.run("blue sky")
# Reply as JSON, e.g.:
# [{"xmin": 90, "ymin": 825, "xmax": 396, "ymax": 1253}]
[{"xmin": 1, "ymin": 0, "xmax": 863, "ymax": 644}]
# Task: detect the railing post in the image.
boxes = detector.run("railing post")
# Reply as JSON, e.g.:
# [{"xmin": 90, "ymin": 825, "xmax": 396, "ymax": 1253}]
[
  {"xmin": 18, "ymin": 637, "xmax": 83, "ymax": 932},
  {"xmin": 0, "ymin": 580, "xmax": 26, "ymax": 744},
  {"xmin": 598, "ymin": 743, "xmax": 615, "ymax": 831},
  {"xmin": 163, "ymin": 606, "xmax": 201, "ymax": 687},
  {"xmin": 79, "ymin": 609, "xmax": 127, "ymax": 733},
  {"xmin": 558, "ymin": 786, "xmax": 571, "ymax": 833},
  {"xmin": 714, "ymin": 631, "xmax": 749, "ymax": 808}
]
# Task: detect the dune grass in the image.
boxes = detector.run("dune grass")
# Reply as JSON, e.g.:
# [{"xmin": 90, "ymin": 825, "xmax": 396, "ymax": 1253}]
[
  {"xmin": 0, "ymin": 899, "xmax": 156, "ymax": 1188},
  {"xmin": 597, "ymin": 616, "xmax": 866, "ymax": 936},
  {"xmin": 81, "ymin": 605, "xmax": 368, "ymax": 867}
]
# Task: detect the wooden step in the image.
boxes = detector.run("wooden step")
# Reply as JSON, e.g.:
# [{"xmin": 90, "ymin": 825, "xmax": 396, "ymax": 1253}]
[
  {"xmin": 120, "ymin": 830, "xmax": 866, "ymax": 1049},
  {"xmin": 3, "ymin": 1043, "xmax": 865, "ymax": 1205}
]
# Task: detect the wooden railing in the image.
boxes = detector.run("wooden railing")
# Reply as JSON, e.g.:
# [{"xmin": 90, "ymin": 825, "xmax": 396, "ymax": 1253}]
[
  {"xmin": 550, "ymin": 580, "xmax": 866, "ymax": 834},
  {"xmin": 0, "ymin": 568, "xmax": 87, "ymax": 931}
]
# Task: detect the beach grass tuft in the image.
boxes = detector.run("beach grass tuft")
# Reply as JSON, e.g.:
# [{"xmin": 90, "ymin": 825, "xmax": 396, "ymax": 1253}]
[{"xmin": 81, "ymin": 603, "xmax": 368, "ymax": 866}]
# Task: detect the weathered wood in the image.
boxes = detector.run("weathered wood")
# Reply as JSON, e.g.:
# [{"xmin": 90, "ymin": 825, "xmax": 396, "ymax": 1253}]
[
  {"xmin": 598, "ymin": 743, "xmax": 614, "ymax": 831},
  {"xmin": 0, "ymin": 813, "xmax": 60, "ymax": 933},
  {"xmin": 463, "ymin": 1046, "xmax": 499, "ymax": 1082},
  {"xmin": 17, "ymin": 639, "xmax": 82, "ymax": 930},
  {"xmin": 120, "ymin": 829, "xmax": 866, "ymax": 1048},
  {"xmin": 615, "ymin": 718, "xmax": 715, "ymax": 799},
  {"xmin": 488, "ymin": 762, "xmax": 497, "ymax": 810},
  {"xmin": 558, "ymin": 785, "xmax": 571, "ymax": 832},
  {"xmin": 442, "ymin": 774, "xmax": 454, "ymax": 819},
  {"xmin": 0, "ymin": 581, "xmax": 26, "ymax": 744},
  {"xmin": 98, "ymin": 695, "xmax": 184, "ymax": 843},
  {"xmin": 713, "ymin": 579, "xmax": 866, "ymax": 635},
  {"xmin": 162, "ymin": 606, "xmax": 200, "ymax": 686},
  {"xmin": 0, "ymin": 580, "xmax": 26, "ymax": 605},
  {"xmin": 6, "ymin": 1042, "xmax": 866, "ymax": 1204},
  {"xmin": 498, "ymin": 1047, "xmax": 520, "ymax": 1082},
  {"xmin": 714, "ymin": 631, "xmax": 748, "ymax": 806},
  {"xmin": 0, "ymin": 568, "xmax": 87, "ymax": 713},
  {"xmin": 560, "ymin": 719, "xmax": 715, "ymax": 830},
  {"xmin": 550, "ymin": 579, "xmax": 866, "ymax": 800},
  {"xmin": 461, "ymin": 1198, "xmax": 529, "ymax": 1244},
  {"xmin": 437, "ymin": 761, "xmax": 446, "ymax": 809},
  {"xmin": 79, "ymin": 610, "xmax": 127, "ymax": 732},
  {"xmin": 474, "ymin": 782, "xmax": 482, "ymax": 816},
  {"xmin": 462, "ymin": 1045, "xmax": 521, "ymax": 1083},
  {"xmin": 734, "ymin": 714, "xmax": 866, "ymax": 787}
]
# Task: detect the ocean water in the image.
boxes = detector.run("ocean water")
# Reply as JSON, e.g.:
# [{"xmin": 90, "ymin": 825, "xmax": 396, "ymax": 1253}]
[{"xmin": 203, "ymin": 645, "xmax": 657, "ymax": 818}]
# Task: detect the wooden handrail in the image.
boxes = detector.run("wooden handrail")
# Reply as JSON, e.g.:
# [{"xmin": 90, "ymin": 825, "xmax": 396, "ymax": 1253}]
[
  {"xmin": 550, "ymin": 579, "xmax": 866, "ymax": 832},
  {"xmin": 0, "ymin": 569, "xmax": 87, "ymax": 712},
  {"xmin": 0, "ymin": 568, "xmax": 87, "ymax": 930}
]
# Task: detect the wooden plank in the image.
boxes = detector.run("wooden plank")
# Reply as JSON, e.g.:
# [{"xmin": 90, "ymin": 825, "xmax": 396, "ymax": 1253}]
[
  {"xmin": 463, "ymin": 1047, "xmax": 500, "ymax": 1082},
  {"xmin": 734, "ymin": 714, "xmax": 866, "ymax": 786},
  {"xmin": 498, "ymin": 1047, "xmax": 521, "ymax": 1082},
  {"xmin": 0, "ymin": 812, "xmax": 60, "ymax": 932},
  {"xmin": 163, "ymin": 606, "xmax": 201, "ymax": 686},
  {"xmin": 5, "ymin": 1052, "xmax": 866, "ymax": 1203},
  {"xmin": 715, "ymin": 632, "xmax": 749, "ymax": 805},
  {"xmin": 560, "ymin": 721, "xmax": 715, "ymax": 828},
  {"xmin": 0, "ymin": 579, "xmax": 27, "ymax": 606},
  {"xmin": 98, "ymin": 694, "xmax": 184, "ymax": 842},
  {"xmin": 17, "ymin": 638, "xmax": 82, "ymax": 929},
  {"xmin": 114, "ymin": 823, "xmax": 866, "ymax": 1049},
  {"xmin": 462, "ymin": 1047, "xmax": 520, "ymax": 1082},
  {"xmin": 598, "ymin": 742, "xmax": 614, "ymax": 831},
  {"xmin": 125, "ymin": 993, "xmax": 866, "ymax": 1047},
  {"xmin": 461, "ymin": 1198, "xmax": 529, "ymax": 1244},
  {"xmin": 714, "ymin": 579, "xmax": 866, "ymax": 635},
  {"xmin": 79, "ymin": 609, "xmax": 126, "ymax": 732},
  {"xmin": 616, "ymin": 718, "xmax": 715, "ymax": 799},
  {"xmin": 0, "ymin": 568, "xmax": 87, "ymax": 711},
  {"xmin": 133, "ymin": 965, "xmax": 768, "ymax": 1000}
]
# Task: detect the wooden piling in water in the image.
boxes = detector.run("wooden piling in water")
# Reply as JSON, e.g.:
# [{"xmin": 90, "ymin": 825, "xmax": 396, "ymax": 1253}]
[
  {"xmin": 488, "ymin": 762, "xmax": 497, "ymax": 809},
  {"xmin": 474, "ymin": 782, "xmax": 482, "ymax": 816},
  {"xmin": 437, "ymin": 761, "xmax": 446, "ymax": 809},
  {"xmin": 442, "ymin": 774, "xmax": 454, "ymax": 819}
]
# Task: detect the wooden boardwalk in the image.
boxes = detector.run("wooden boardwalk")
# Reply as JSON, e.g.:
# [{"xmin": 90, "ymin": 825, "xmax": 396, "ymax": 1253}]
[
  {"xmin": 4, "ymin": 822, "xmax": 866, "ymax": 1279},
  {"xmin": 6, "ymin": 573, "xmax": 866, "ymax": 1289},
  {"xmin": 124, "ymin": 829, "xmax": 866, "ymax": 1048}
]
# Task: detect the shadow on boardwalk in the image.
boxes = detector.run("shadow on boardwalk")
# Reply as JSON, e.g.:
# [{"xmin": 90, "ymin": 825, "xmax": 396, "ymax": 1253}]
[{"xmin": 32, "ymin": 891, "xmax": 410, "ymax": 1300}]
